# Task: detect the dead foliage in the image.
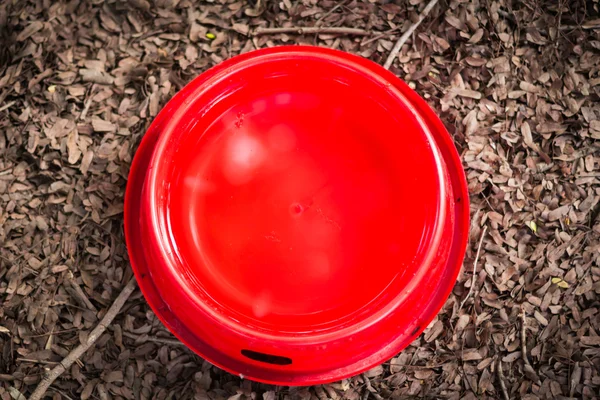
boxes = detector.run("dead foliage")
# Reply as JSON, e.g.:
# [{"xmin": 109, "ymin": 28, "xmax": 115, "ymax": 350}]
[{"xmin": 0, "ymin": 0, "xmax": 599, "ymax": 399}]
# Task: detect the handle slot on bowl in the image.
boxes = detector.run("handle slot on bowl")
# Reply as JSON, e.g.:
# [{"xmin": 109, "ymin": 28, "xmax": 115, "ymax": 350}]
[{"xmin": 241, "ymin": 349, "xmax": 292, "ymax": 365}]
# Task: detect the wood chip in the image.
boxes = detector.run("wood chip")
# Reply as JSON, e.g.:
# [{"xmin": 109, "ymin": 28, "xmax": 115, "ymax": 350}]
[
  {"xmin": 455, "ymin": 88, "xmax": 482, "ymax": 99},
  {"xmin": 92, "ymin": 118, "xmax": 116, "ymax": 133},
  {"xmin": 16, "ymin": 21, "xmax": 44, "ymax": 41}
]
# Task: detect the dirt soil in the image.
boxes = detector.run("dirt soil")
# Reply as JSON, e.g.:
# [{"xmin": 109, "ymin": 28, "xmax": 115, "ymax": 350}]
[{"xmin": 1, "ymin": 0, "xmax": 600, "ymax": 399}]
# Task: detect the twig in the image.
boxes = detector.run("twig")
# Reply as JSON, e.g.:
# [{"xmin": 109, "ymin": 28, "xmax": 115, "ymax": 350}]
[
  {"xmin": 361, "ymin": 27, "xmax": 400, "ymax": 46},
  {"xmin": 121, "ymin": 331, "xmax": 184, "ymax": 347},
  {"xmin": 28, "ymin": 278, "xmax": 137, "ymax": 400},
  {"xmin": 496, "ymin": 358, "xmax": 510, "ymax": 400},
  {"xmin": 520, "ymin": 308, "xmax": 542, "ymax": 385},
  {"xmin": 24, "ymin": 328, "xmax": 79, "ymax": 338},
  {"xmin": 79, "ymin": 83, "xmax": 96, "ymax": 121},
  {"xmin": 253, "ymin": 26, "xmax": 369, "ymax": 36},
  {"xmin": 16, "ymin": 359, "xmax": 58, "ymax": 366},
  {"xmin": 361, "ymin": 374, "xmax": 383, "ymax": 400},
  {"xmin": 559, "ymin": 23, "xmax": 600, "ymax": 30},
  {"xmin": 315, "ymin": 0, "xmax": 348, "ymax": 26},
  {"xmin": 383, "ymin": 0, "xmax": 440, "ymax": 69},
  {"xmin": 386, "ymin": 361, "xmax": 449, "ymax": 369},
  {"xmin": 496, "ymin": 9, "xmax": 517, "ymax": 24},
  {"xmin": 65, "ymin": 271, "xmax": 97, "ymax": 312},
  {"xmin": 0, "ymin": 100, "xmax": 16, "ymax": 113},
  {"xmin": 458, "ymin": 226, "xmax": 488, "ymax": 312}
]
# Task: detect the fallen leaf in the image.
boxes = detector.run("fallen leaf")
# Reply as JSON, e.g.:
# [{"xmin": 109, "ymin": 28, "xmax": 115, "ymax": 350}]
[
  {"xmin": 16, "ymin": 21, "xmax": 44, "ymax": 41},
  {"xmin": 552, "ymin": 277, "xmax": 569, "ymax": 289}
]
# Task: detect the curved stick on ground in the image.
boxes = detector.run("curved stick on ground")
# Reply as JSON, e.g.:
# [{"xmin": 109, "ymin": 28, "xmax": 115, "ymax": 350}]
[
  {"xmin": 458, "ymin": 225, "xmax": 488, "ymax": 312},
  {"xmin": 28, "ymin": 278, "xmax": 137, "ymax": 400},
  {"xmin": 497, "ymin": 358, "xmax": 510, "ymax": 400},
  {"xmin": 253, "ymin": 26, "xmax": 368, "ymax": 36},
  {"xmin": 383, "ymin": 0, "xmax": 440, "ymax": 69}
]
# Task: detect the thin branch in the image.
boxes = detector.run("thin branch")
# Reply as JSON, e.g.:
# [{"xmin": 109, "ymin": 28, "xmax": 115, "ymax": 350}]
[
  {"xmin": 361, "ymin": 27, "xmax": 400, "ymax": 46},
  {"xmin": 361, "ymin": 374, "xmax": 383, "ymax": 400},
  {"xmin": 0, "ymin": 100, "xmax": 16, "ymax": 113},
  {"xmin": 253, "ymin": 26, "xmax": 369, "ymax": 36},
  {"xmin": 79, "ymin": 84, "xmax": 96, "ymax": 121},
  {"xmin": 28, "ymin": 278, "xmax": 137, "ymax": 400},
  {"xmin": 497, "ymin": 358, "xmax": 510, "ymax": 400},
  {"xmin": 24, "ymin": 328, "xmax": 79, "ymax": 338},
  {"xmin": 65, "ymin": 271, "xmax": 97, "ymax": 312},
  {"xmin": 16, "ymin": 359, "xmax": 58, "ymax": 366},
  {"xmin": 559, "ymin": 23, "xmax": 600, "ymax": 30},
  {"xmin": 315, "ymin": 0, "xmax": 348, "ymax": 26},
  {"xmin": 458, "ymin": 226, "xmax": 488, "ymax": 312},
  {"xmin": 383, "ymin": 0, "xmax": 440, "ymax": 69},
  {"xmin": 121, "ymin": 331, "xmax": 185, "ymax": 347}
]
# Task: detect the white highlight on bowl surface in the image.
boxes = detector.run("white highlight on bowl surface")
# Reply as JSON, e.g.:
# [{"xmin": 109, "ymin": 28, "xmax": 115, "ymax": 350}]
[
  {"xmin": 223, "ymin": 132, "xmax": 266, "ymax": 185},
  {"xmin": 252, "ymin": 290, "xmax": 271, "ymax": 318}
]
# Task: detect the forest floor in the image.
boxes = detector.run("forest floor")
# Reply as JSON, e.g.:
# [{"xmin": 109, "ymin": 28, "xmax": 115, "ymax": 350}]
[{"xmin": 0, "ymin": 0, "xmax": 599, "ymax": 399}]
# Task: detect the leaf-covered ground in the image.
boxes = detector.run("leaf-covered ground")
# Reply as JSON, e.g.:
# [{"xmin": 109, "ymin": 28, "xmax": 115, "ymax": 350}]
[{"xmin": 0, "ymin": 0, "xmax": 599, "ymax": 399}]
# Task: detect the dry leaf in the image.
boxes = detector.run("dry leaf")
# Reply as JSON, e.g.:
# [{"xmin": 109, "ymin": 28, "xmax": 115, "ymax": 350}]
[
  {"xmin": 581, "ymin": 336, "xmax": 600, "ymax": 346},
  {"xmin": 445, "ymin": 14, "xmax": 467, "ymax": 31},
  {"xmin": 16, "ymin": 21, "xmax": 44, "ymax": 41},
  {"xmin": 552, "ymin": 277, "xmax": 569, "ymax": 288},
  {"xmin": 455, "ymin": 88, "xmax": 482, "ymax": 99},
  {"xmin": 2, "ymin": 2, "xmax": 599, "ymax": 399},
  {"xmin": 92, "ymin": 118, "xmax": 116, "ymax": 133}
]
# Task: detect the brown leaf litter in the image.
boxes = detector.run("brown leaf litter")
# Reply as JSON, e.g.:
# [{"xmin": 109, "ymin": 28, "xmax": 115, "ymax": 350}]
[{"xmin": 0, "ymin": 0, "xmax": 599, "ymax": 399}]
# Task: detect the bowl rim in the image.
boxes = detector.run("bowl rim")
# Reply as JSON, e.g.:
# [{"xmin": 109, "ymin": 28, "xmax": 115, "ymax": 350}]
[
  {"xmin": 124, "ymin": 45, "xmax": 470, "ymax": 385},
  {"xmin": 147, "ymin": 46, "xmax": 448, "ymax": 339}
]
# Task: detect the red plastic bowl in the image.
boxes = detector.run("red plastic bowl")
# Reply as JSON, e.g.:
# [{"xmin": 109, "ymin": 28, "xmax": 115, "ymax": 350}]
[{"xmin": 125, "ymin": 46, "xmax": 469, "ymax": 385}]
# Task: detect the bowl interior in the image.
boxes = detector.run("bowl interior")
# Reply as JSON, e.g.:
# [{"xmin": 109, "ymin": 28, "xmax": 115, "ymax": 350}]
[{"xmin": 150, "ymin": 53, "xmax": 446, "ymax": 333}]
